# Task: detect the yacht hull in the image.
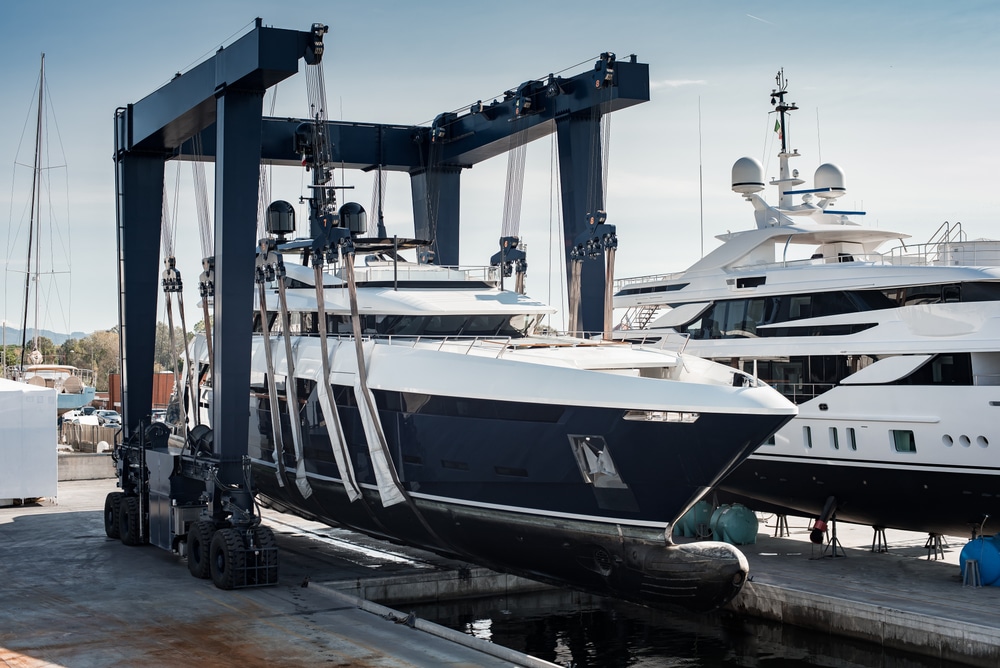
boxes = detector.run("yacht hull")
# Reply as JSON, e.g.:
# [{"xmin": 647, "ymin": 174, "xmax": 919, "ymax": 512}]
[
  {"xmin": 253, "ymin": 466, "xmax": 754, "ymax": 612},
  {"xmin": 57, "ymin": 387, "xmax": 97, "ymax": 413},
  {"xmin": 716, "ymin": 384, "xmax": 1000, "ymax": 538},
  {"xmin": 241, "ymin": 369, "xmax": 791, "ymax": 611},
  {"xmin": 717, "ymin": 461, "xmax": 997, "ymax": 539}
]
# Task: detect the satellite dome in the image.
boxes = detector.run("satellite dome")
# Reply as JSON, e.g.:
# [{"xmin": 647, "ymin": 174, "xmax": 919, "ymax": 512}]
[
  {"xmin": 814, "ymin": 163, "xmax": 846, "ymax": 198},
  {"xmin": 266, "ymin": 200, "xmax": 296, "ymax": 237},
  {"xmin": 732, "ymin": 157, "xmax": 765, "ymax": 194},
  {"xmin": 339, "ymin": 202, "xmax": 368, "ymax": 235}
]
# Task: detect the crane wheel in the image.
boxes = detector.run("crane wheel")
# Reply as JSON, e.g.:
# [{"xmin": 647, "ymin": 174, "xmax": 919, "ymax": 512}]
[
  {"xmin": 119, "ymin": 496, "xmax": 146, "ymax": 546},
  {"xmin": 104, "ymin": 492, "xmax": 123, "ymax": 539},
  {"xmin": 210, "ymin": 528, "xmax": 246, "ymax": 590},
  {"xmin": 187, "ymin": 521, "xmax": 215, "ymax": 579}
]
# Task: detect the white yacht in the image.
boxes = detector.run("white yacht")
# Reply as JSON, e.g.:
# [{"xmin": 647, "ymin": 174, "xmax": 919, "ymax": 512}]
[
  {"xmin": 177, "ymin": 209, "xmax": 796, "ymax": 612},
  {"xmin": 614, "ymin": 71, "xmax": 1000, "ymax": 540},
  {"xmin": 10, "ymin": 362, "xmax": 96, "ymax": 414}
]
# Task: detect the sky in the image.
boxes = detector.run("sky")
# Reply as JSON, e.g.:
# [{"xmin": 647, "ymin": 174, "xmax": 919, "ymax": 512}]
[{"xmin": 2, "ymin": 0, "xmax": 999, "ymax": 336}]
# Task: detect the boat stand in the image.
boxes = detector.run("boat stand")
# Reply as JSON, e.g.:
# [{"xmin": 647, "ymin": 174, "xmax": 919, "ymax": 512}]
[
  {"xmin": 773, "ymin": 514, "xmax": 790, "ymax": 538},
  {"xmin": 871, "ymin": 526, "xmax": 889, "ymax": 553},
  {"xmin": 813, "ymin": 518, "xmax": 846, "ymax": 559},
  {"xmin": 925, "ymin": 533, "xmax": 947, "ymax": 560}
]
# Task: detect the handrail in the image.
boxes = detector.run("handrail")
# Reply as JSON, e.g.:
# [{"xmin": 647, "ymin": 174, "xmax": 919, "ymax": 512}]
[
  {"xmin": 926, "ymin": 220, "xmax": 966, "ymax": 246},
  {"xmin": 256, "ymin": 331, "xmax": 619, "ymax": 361}
]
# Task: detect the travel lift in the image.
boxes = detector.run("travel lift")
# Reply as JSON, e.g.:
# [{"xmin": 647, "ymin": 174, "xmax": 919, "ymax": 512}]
[{"xmin": 105, "ymin": 19, "xmax": 650, "ymax": 589}]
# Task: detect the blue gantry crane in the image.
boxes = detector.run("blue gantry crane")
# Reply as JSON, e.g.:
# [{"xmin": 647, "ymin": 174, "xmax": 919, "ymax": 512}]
[{"xmin": 109, "ymin": 19, "xmax": 649, "ymax": 586}]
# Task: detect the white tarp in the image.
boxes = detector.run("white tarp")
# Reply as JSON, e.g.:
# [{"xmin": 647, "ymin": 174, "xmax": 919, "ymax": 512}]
[{"xmin": 0, "ymin": 378, "xmax": 58, "ymax": 500}]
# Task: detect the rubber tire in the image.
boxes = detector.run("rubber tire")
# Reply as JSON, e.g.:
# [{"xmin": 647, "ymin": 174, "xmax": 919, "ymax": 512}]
[
  {"xmin": 119, "ymin": 496, "xmax": 145, "ymax": 546},
  {"xmin": 187, "ymin": 520, "xmax": 215, "ymax": 579},
  {"xmin": 250, "ymin": 525, "xmax": 279, "ymax": 585},
  {"xmin": 210, "ymin": 528, "xmax": 246, "ymax": 590},
  {"xmin": 104, "ymin": 492, "xmax": 123, "ymax": 539}
]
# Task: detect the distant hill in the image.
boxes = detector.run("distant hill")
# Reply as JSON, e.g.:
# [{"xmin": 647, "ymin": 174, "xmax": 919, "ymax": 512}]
[{"xmin": 2, "ymin": 325, "xmax": 89, "ymax": 346}]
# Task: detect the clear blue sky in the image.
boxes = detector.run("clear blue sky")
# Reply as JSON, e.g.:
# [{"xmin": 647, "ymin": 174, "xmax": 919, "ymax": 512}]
[{"xmin": 2, "ymin": 1, "xmax": 998, "ymax": 335}]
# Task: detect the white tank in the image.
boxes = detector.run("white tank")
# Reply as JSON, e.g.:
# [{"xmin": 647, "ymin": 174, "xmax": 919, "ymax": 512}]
[
  {"xmin": 731, "ymin": 157, "xmax": 764, "ymax": 194},
  {"xmin": 814, "ymin": 163, "xmax": 846, "ymax": 198}
]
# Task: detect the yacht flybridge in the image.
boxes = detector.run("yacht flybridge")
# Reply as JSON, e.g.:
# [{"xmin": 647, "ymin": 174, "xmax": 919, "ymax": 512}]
[{"xmin": 615, "ymin": 70, "xmax": 1000, "ymax": 539}]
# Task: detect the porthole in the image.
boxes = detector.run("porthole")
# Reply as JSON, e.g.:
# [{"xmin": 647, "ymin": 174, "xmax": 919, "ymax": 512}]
[
  {"xmin": 978, "ymin": 436, "xmax": 989, "ymax": 448},
  {"xmin": 960, "ymin": 435, "xmax": 972, "ymax": 448},
  {"xmin": 943, "ymin": 434, "xmax": 954, "ymax": 447}
]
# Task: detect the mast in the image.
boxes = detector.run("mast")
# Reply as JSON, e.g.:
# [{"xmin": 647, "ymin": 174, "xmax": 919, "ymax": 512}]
[
  {"xmin": 19, "ymin": 53, "xmax": 45, "ymax": 367},
  {"xmin": 770, "ymin": 68, "xmax": 800, "ymax": 210}
]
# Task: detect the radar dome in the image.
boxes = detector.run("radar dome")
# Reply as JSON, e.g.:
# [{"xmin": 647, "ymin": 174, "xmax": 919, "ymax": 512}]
[
  {"xmin": 814, "ymin": 163, "xmax": 846, "ymax": 198},
  {"xmin": 339, "ymin": 202, "xmax": 368, "ymax": 235},
  {"xmin": 731, "ymin": 157, "xmax": 764, "ymax": 194}
]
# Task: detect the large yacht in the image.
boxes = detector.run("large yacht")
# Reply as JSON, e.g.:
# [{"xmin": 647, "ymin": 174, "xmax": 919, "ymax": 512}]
[
  {"xmin": 176, "ymin": 206, "xmax": 796, "ymax": 612},
  {"xmin": 614, "ymin": 71, "xmax": 1000, "ymax": 539}
]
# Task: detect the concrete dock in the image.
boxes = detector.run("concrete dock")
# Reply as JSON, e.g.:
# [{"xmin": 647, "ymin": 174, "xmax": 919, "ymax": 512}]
[
  {"xmin": 3, "ymin": 478, "xmax": 1000, "ymax": 667},
  {"xmin": 0, "ymin": 479, "xmax": 555, "ymax": 668},
  {"xmin": 730, "ymin": 514, "xmax": 1000, "ymax": 667}
]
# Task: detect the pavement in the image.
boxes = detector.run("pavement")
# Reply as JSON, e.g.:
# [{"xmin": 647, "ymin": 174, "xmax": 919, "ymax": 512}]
[
  {"xmin": 5, "ymin": 478, "xmax": 1000, "ymax": 667},
  {"xmin": 0, "ymin": 479, "xmax": 556, "ymax": 668}
]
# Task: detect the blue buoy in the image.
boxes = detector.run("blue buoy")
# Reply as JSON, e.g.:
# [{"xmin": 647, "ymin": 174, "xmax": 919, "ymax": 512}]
[{"xmin": 960, "ymin": 536, "xmax": 1000, "ymax": 586}]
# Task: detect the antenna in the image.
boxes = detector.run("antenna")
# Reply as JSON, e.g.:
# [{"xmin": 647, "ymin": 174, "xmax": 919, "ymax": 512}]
[
  {"xmin": 770, "ymin": 68, "xmax": 798, "ymax": 156},
  {"xmin": 770, "ymin": 68, "xmax": 799, "ymax": 209}
]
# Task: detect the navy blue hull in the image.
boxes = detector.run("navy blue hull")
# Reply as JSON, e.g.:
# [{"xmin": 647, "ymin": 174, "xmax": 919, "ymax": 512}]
[
  {"xmin": 717, "ymin": 454, "xmax": 1000, "ymax": 538},
  {"xmin": 250, "ymin": 386, "xmax": 792, "ymax": 610}
]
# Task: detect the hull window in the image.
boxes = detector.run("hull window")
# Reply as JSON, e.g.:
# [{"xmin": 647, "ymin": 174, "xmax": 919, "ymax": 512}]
[
  {"xmin": 830, "ymin": 428, "xmax": 839, "ymax": 450},
  {"xmin": 847, "ymin": 427, "xmax": 857, "ymax": 451},
  {"xmin": 380, "ymin": 390, "xmax": 564, "ymax": 423},
  {"xmin": 894, "ymin": 353, "xmax": 973, "ymax": 386},
  {"xmin": 674, "ymin": 284, "xmax": 1000, "ymax": 341},
  {"xmin": 892, "ymin": 430, "xmax": 917, "ymax": 453},
  {"xmin": 568, "ymin": 434, "xmax": 639, "ymax": 512},
  {"xmin": 569, "ymin": 435, "xmax": 627, "ymax": 489},
  {"xmin": 803, "ymin": 426, "xmax": 812, "ymax": 448}
]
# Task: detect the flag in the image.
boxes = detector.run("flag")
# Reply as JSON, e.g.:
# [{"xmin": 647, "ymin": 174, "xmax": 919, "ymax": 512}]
[{"xmin": 774, "ymin": 119, "xmax": 782, "ymax": 140}]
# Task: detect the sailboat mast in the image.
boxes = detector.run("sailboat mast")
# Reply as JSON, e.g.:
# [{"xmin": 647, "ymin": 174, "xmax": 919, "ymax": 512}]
[{"xmin": 19, "ymin": 53, "xmax": 45, "ymax": 367}]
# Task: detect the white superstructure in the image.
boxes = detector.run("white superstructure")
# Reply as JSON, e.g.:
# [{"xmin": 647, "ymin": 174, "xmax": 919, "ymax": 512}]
[{"xmin": 614, "ymin": 71, "xmax": 1000, "ymax": 538}]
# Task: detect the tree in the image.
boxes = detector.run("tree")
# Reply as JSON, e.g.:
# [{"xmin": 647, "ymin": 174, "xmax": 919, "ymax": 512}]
[
  {"xmin": 1, "ymin": 344, "xmax": 20, "ymax": 369},
  {"xmin": 63, "ymin": 330, "xmax": 121, "ymax": 392},
  {"xmin": 59, "ymin": 338, "xmax": 78, "ymax": 364},
  {"xmin": 154, "ymin": 321, "xmax": 191, "ymax": 372}
]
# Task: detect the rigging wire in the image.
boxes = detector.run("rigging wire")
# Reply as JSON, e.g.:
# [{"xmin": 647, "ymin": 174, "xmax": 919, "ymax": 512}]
[
  {"xmin": 368, "ymin": 169, "xmax": 388, "ymax": 237},
  {"xmin": 501, "ymin": 131, "xmax": 528, "ymax": 239},
  {"xmin": 547, "ymin": 131, "xmax": 567, "ymax": 331},
  {"xmin": 191, "ymin": 133, "xmax": 213, "ymax": 260},
  {"xmin": 257, "ymin": 86, "xmax": 279, "ymax": 240},
  {"xmin": 600, "ymin": 101, "xmax": 612, "ymax": 207}
]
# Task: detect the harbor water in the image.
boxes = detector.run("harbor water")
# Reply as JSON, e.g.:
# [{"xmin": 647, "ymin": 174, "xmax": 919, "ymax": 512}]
[{"xmin": 403, "ymin": 588, "xmax": 970, "ymax": 667}]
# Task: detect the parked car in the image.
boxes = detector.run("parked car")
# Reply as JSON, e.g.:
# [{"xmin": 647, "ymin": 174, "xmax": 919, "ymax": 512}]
[
  {"xmin": 96, "ymin": 410, "xmax": 121, "ymax": 426},
  {"xmin": 151, "ymin": 409, "xmax": 167, "ymax": 423}
]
